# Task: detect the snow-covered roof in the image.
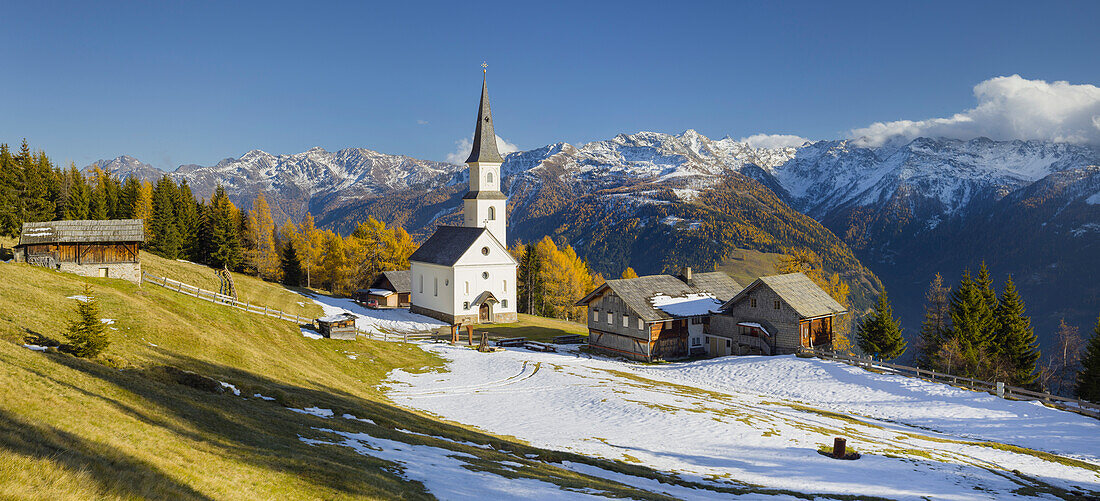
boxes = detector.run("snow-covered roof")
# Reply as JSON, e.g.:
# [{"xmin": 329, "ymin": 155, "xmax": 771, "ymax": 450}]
[
  {"xmin": 650, "ymin": 293, "xmax": 722, "ymax": 317},
  {"xmin": 367, "ymin": 289, "xmax": 395, "ymax": 297},
  {"xmin": 318, "ymin": 312, "xmax": 357, "ymax": 323},
  {"xmin": 737, "ymin": 321, "xmax": 771, "ymax": 337},
  {"xmin": 576, "ymin": 271, "xmax": 741, "ymax": 321}
]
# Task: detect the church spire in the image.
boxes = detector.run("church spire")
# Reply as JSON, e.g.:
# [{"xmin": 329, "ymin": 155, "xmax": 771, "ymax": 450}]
[{"xmin": 465, "ymin": 67, "xmax": 504, "ymax": 164}]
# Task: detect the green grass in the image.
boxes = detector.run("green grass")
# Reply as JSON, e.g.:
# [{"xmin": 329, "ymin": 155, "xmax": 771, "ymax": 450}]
[
  {"xmin": 473, "ymin": 313, "xmax": 588, "ymax": 342},
  {"xmin": 141, "ymin": 253, "xmax": 324, "ymax": 319}
]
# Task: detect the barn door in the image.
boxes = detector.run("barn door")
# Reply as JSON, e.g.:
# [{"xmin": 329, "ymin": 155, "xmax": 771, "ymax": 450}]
[{"xmin": 799, "ymin": 321, "xmax": 810, "ymax": 348}]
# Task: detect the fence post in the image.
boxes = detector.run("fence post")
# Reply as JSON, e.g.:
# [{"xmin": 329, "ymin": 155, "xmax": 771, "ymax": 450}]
[{"xmin": 996, "ymin": 381, "xmax": 1004, "ymax": 398}]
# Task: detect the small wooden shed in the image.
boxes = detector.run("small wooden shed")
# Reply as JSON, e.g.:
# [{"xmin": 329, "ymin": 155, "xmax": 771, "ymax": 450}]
[
  {"xmin": 14, "ymin": 219, "xmax": 145, "ymax": 282},
  {"xmin": 316, "ymin": 313, "xmax": 358, "ymax": 340},
  {"xmin": 356, "ymin": 270, "xmax": 411, "ymax": 307}
]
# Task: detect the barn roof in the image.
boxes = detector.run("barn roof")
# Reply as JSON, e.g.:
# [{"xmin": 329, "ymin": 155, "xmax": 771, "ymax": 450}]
[
  {"xmin": 408, "ymin": 226, "xmax": 487, "ymax": 266},
  {"xmin": 720, "ymin": 272, "xmax": 846, "ymax": 319},
  {"xmin": 371, "ymin": 270, "xmax": 411, "ymax": 293},
  {"xmin": 576, "ymin": 271, "xmax": 742, "ymax": 322},
  {"xmin": 17, "ymin": 219, "xmax": 145, "ymax": 246}
]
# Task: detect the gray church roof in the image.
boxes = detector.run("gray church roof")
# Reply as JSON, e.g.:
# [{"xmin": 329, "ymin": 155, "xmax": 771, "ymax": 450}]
[
  {"xmin": 576, "ymin": 271, "xmax": 743, "ymax": 322},
  {"xmin": 17, "ymin": 219, "xmax": 145, "ymax": 246},
  {"xmin": 465, "ymin": 74, "xmax": 504, "ymax": 164},
  {"xmin": 408, "ymin": 226, "xmax": 488, "ymax": 266},
  {"xmin": 721, "ymin": 272, "xmax": 846, "ymax": 319}
]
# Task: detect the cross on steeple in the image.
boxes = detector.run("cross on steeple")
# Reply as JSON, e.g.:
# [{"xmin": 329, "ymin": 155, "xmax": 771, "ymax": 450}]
[{"xmin": 481, "ymin": 61, "xmax": 487, "ymax": 73}]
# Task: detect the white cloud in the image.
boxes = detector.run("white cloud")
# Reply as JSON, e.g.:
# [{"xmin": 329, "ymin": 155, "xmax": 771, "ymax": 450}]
[
  {"xmin": 445, "ymin": 135, "xmax": 519, "ymax": 164},
  {"xmin": 850, "ymin": 75, "xmax": 1100, "ymax": 147},
  {"xmin": 738, "ymin": 133, "xmax": 811, "ymax": 149},
  {"xmin": 417, "ymin": 119, "xmax": 429, "ymax": 125}
]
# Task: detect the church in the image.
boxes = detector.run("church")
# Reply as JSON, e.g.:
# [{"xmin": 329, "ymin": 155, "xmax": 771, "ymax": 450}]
[{"xmin": 407, "ymin": 72, "xmax": 518, "ymax": 325}]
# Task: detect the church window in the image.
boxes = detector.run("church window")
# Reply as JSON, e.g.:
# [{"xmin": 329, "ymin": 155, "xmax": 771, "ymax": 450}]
[
  {"xmin": 419, "ymin": 275, "xmax": 423, "ymax": 293},
  {"xmin": 487, "ymin": 172, "xmax": 494, "ymax": 183},
  {"xmin": 444, "ymin": 279, "xmax": 449, "ymax": 286},
  {"xmin": 488, "ymin": 206, "xmax": 495, "ymax": 220},
  {"xmin": 434, "ymin": 278, "xmax": 438, "ymax": 296},
  {"xmin": 482, "ymin": 271, "xmax": 489, "ymax": 279},
  {"xmin": 465, "ymin": 281, "xmax": 469, "ymax": 294},
  {"xmin": 502, "ymin": 299, "xmax": 508, "ymax": 308},
  {"xmin": 481, "ymin": 246, "xmax": 490, "ymax": 255},
  {"xmin": 503, "ymin": 279, "xmax": 507, "ymax": 292}
]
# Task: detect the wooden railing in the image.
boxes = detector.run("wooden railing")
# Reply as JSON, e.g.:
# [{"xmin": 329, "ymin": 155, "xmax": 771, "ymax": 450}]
[
  {"xmin": 798, "ymin": 347, "xmax": 1100, "ymax": 418},
  {"xmin": 143, "ymin": 272, "xmax": 442, "ymax": 343}
]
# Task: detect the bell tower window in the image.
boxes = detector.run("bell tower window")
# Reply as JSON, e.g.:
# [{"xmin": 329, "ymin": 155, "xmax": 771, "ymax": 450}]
[
  {"xmin": 487, "ymin": 172, "xmax": 494, "ymax": 183},
  {"xmin": 488, "ymin": 206, "xmax": 495, "ymax": 220}
]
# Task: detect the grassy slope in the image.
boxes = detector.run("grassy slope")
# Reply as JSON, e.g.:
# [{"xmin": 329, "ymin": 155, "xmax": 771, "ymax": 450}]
[
  {"xmin": 474, "ymin": 314, "xmax": 588, "ymax": 342},
  {"xmin": 717, "ymin": 248, "xmax": 785, "ymax": 287},
  {"xmin": 0, "ymin": 255, "xmax": 770, "ymax": 500}
]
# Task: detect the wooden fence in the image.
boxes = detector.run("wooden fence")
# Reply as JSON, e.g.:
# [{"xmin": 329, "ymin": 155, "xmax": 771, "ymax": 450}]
[
  {"xmin": 798, "ymin": 347, "xmax": 1100, "ymax": 418},
  {"xmin": 142, "ymin": 272, "xmax": 444, "ymax": 344}
]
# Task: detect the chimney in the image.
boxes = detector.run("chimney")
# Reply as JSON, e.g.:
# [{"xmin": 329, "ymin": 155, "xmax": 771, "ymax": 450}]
[{"xmin": 680, "ymin": 266, "xmax": 693, "ymax": 283}]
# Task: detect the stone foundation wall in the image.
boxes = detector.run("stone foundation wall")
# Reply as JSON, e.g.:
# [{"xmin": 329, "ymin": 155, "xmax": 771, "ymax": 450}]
[
  {"xmin": 410, "ymin": 304, "xmax": 518, "ymax": 326},
  {"xmin": 55, "ymin": 262, "xmax": 141, "ymax": 283}
]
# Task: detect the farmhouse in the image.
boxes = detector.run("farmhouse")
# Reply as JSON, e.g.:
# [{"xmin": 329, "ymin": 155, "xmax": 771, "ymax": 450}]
[
  {"xmin": 356, "ymin": 270, "xmax": 412, "ymax": 307},
  {"xmin": 708, "ymin": 273, "xmax": 846, "ymax": 356},
  {"xmin": 14, "ymin": 219, "xmax": 144, "ymax": 282},
  {"xmin": 575, "ymin": 268, "xmax": 741, "ymax": 362},
  {"xmin": 408, "ymin": 71, "xmax": 517, "ymax": 325}
]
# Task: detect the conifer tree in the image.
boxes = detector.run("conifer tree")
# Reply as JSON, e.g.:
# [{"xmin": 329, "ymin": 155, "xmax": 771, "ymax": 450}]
[
  {"xmin": 118, "ymin": 176, "xmax": 140, "ymax": 219},
  {"xmin": 247, "ymin": 193, "xmax": 280, "ymax": 280},
  {"xmin": 996, "ymin": 275, "xmax": 1040, "ymax": 386},
  {"xmin": 89, "ymin": 168, "xmax": 110, "ymax": 219},
  {"xmin": 205, "ymin": 186, "xmax": 242, "ymax": 270},
  {"xmin": 1076, "ymin": 315, "xmax": 1100, "ymax": 403},
  {"xmin": 917, "ymin": 273, "xmax": 951, "ymax": 367},
  {"xmin": 20, "ymin": 143, "xmax": 55, "ymax": 222},
  {"xmin": 0, "ymin": 143, "xmax": 21, "ymax": 236},
  {"xmin": 281, "ymin": 240, "xmax": 303, "ymax": 287},
  {"xmin": 175, "ymin": 180, "xmax": 201, "ymax": 261},
  {"xmin": 64, "ymin": 284, "xmax": 110, "ymax": 358},
  {"xmin": 64, "ymin": 165, "xmax": 90, "ymax": 220},
  {"xmin": 149, "ymin": 175, "xmax": 180, "ymax": 258},
  {"xmin": 133, "ymin": 180, "xmax": 153, "ymax": 233},
  {"xmin": 947, "ymin": 269, "xmax": 995, "ymax": 376},
  {"xmin": 621, "ymin": 267, "xmax": 639, "ymax": 279},
  {"xmin": 855, "ymin": 291, "xmax": 906, "ymax": 361}
]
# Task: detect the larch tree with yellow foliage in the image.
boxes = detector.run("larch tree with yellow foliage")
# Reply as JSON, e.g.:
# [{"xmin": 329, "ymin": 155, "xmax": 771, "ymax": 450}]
[{"xmin": 247, "ymin": 193, "xmax": 281, "ymax": 281}]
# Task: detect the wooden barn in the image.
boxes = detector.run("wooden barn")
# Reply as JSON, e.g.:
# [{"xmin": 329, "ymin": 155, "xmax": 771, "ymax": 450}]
[
  {"xmin": 575, "ymin": 268, "xmax": 741, "ymax": 362},
  {"xmin": 708, "ymin": 273, "xmax": 846, "ymax": 355},
  {"xmin": 355, "ymin": 270, "xmax": 412, "ymax": 308},
  {"xmin": 316, "ymin": 313, "xmax": 358, "ymax": 340},
  {"xmin": 14, "ymin": 219, "xmax": 144, "ymax": 282}
]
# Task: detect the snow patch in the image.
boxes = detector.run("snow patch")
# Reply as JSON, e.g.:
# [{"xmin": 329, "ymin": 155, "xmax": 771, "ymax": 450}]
[
  {"xmin": 219, "ymin": 382, "xmax": 240, "ymax": 396},
  {"xmin": 66, "ymin": 295, "xmax": 91, "ymax": 302},
  {"xmin": 1086, "ymin": 191, "xmax": 1100, "ymax": 205},
  {"xmin": 290, "ymin": 407, "xmax": 335, "ymax": 418},
  {"xmin": 22, "ymin": 344, "xmax": 47, "ymax": 352}
]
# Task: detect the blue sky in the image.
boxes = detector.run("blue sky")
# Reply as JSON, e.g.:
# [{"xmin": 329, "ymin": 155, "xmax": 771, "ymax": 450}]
[{"xmin": 2, "ymin": 1, "xmax": 1099, "ymax": 169}]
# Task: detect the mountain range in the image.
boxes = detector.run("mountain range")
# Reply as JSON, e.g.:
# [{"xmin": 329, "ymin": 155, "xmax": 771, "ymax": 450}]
[{"xmin": 87, "ymin": 131, "xmax": 1100, "ymax": 353}]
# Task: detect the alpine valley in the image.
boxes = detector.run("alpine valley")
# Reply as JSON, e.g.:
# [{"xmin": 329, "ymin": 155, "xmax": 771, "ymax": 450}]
[{"xmin": 88, "ymin": 131, "xmax": 1100, "ymax": 354}]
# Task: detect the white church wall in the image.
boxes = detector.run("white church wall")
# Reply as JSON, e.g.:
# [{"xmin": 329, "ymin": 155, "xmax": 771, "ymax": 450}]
[{"xmin": 409, "ymin": 262, "xmax": 455, "ymax": 318}]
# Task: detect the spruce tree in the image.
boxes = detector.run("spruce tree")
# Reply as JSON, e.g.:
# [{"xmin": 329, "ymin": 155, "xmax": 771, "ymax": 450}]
[
  {"xmin": 856, "ymin": 291, "xmax": 906, "ymax": 361},
  {"xmin": 119, "ymin": 176, "xmax": 140, "ymax": 219},
  {"xmin": 149, "ymin": 175, "xmax": 180, "ymax": 258},
  {"xmin": 206, "ymin": 186, "xmax": 242, "ymax": 270},
  {"xmin": 996, "ymin": 275, "xmax": 1040, "ymax": 386},
  {"xmin": 175, "ymin": 181, "xmax": 201, "ymax": 262},
  {"xmin": 1076, "ymin": 315, "xmax": 1100, "ymax": 403},
  {"xmin": 947, "ymin": 269, "xmax": 996, "ymax": 376},
  {"xmin": 0, "ymin": 143, "xmax": 21, "ymax": 236},
  {"xmin": 64, "ymin": 284, "xmax": 110, "ymax": 358},
  {"xmin": 65, "ymin": 166, "xmax": 90, "ymax": 220},
  {"xmin": 281, "ymin": 240, "xmax": 303, "ymax": 287},
  {"xmin": 20, "ymin": 142, "xmax": 54, "ymax": 222},
  {"xmin": 917, "ymin": 273, "xmax": 950, "ymax": 367}
]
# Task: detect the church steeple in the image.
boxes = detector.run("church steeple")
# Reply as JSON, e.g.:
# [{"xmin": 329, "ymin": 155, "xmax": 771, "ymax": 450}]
[
  {"xmin": 465, "ymin": 71, "xmax": 504, "ymax": 164},
  {"xmin": 463, "ymin": 66, "xmax": 508, "ymax": 245}
]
